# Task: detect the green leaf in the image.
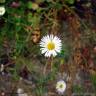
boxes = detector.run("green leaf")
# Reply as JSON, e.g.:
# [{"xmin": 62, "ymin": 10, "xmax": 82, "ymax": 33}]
[
  {"xmin": 0, "ymin": 0, "xmax": 5, "ymax": 3},
  {"xmin": 65, "ymin": 0, "xmax": 75, "ymax": 4},
  {"xmin": 91, "ymin": 75, "xmax": 96, "ymax": 90},
  {"xmin": 27, "ymin": 13, "xmax": 40, "ymax": 27},
  {"xmin": 46, "ymin": 0, "xmax": 52, "ymax": 3},
  {"xmin": 69, "ymin": 0, "xmax": 75, "ymax": 4},
  {"xmin": 9, "ymin": 68, "xmax": 20, "ymax": 81},
  {"xmin": 15, "ymin": 25, "xmax": 22, "ymax": 32},
  {"xmin": 27, "ymin": 1, "xmax": 33, "ymax": 9},
  {"xmin": 35, "ymin": 0, "xmax": 45, "ymax": 3},
  {"xmin": 55, "ymin": 3, "xmax": 63, "ymax": 10}
]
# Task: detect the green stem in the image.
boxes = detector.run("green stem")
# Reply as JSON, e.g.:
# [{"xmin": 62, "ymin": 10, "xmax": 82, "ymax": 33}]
[
  {"xmin": 51, "ymin": 56, "xmax": 53, "ymax": 72},
  {"xmin": 43, "ymin": 57, "xmax": 49, "ymax": 76}
]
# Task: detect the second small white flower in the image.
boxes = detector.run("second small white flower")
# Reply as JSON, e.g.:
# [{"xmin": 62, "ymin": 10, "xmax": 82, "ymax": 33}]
[{"xmin": 56, "ymin": 80, "xmax": 66, "ymax": 94}]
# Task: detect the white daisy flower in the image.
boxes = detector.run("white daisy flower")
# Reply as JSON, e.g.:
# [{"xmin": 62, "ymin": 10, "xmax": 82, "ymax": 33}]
[
  {"xmin": 0, "ymin": 6, "xmax": 5, "ymax": 16},
  {"xmin": 40, "ymin": 34, "xmax": 62, "ymax": 57},
  {"xmin": 17, "ymin": 88, "xmax": 28, "ymax": 96},
  {"xmin": 17, "ymin": 88, "xmax": 24, "ymax": 94},
  {"xmin": 56, "ymin": 80, "xmax": 66, "ymax": 94}
]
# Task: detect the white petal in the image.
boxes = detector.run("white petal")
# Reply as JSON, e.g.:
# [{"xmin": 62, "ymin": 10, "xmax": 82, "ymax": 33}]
[
  {"xmin": 50, "ymin": 34, "xmax": 54, "ymax": 40},
  {"xmin": 51, "ymin": 50, "xmax": 57, "ymax": 57},
  {"xmin": 44, "ymin": 51, "xmax": 50, "ymax": 57},
  {"xmin": 53, "ymin": 37, "xmax": 61, "ymax": 44},
  {"xmin": 40, "ymin": 41, "xmax": 48, "ymax": 48},
  {"xmin": 41, "ymin": 48, "xmax": 48, "ymax": 54},
  {"xmin": 46, "ymin": 35, "xmax": 50, "ymax": 40}
]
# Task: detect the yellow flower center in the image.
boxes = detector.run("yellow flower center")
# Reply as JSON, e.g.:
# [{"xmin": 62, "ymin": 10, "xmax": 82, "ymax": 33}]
[
  {"xmin": 47, "ymin": 41, "xmax": 55, "ymax": 50},
  {"xmin": 59, "ymin": 84, "xmax": 63, "ymax": 88}
]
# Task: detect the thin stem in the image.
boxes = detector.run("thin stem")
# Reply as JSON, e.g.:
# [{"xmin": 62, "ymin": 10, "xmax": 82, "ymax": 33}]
[
  {"xmin": 51, "ymin": 56, "xmax": 54, "ymax": 72},
  {"xmin": 43, "ymin": 56, "xmax": 54, "ymax": 75},
  {"xmin": 43, "ymin": 57, "xmax": 49, "ymax": 75}
]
